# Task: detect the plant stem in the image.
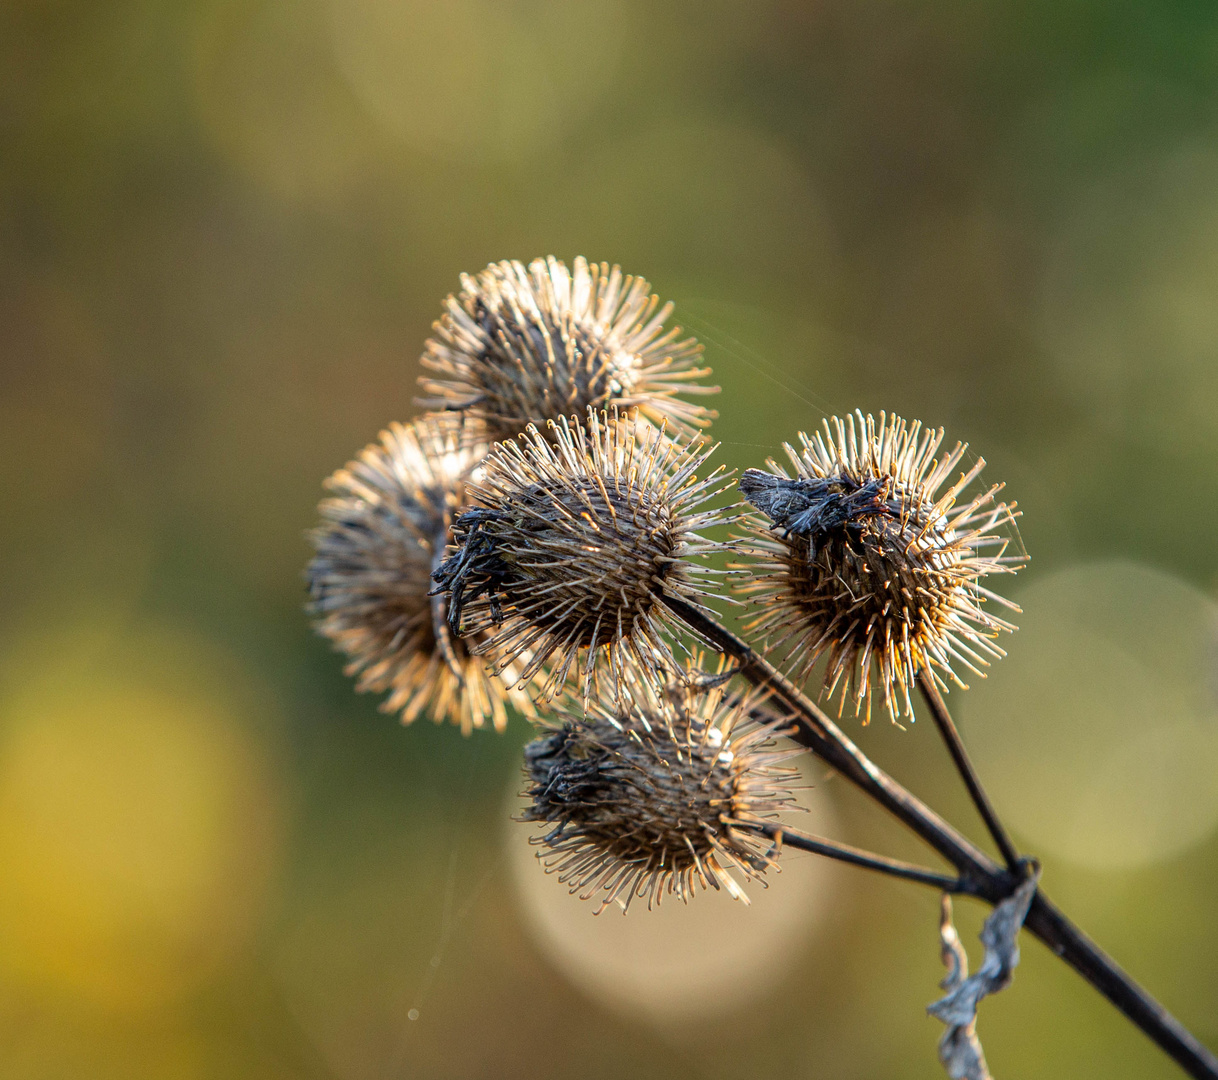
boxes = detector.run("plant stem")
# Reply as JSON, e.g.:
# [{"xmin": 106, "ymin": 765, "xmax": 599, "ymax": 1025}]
[
  {"xmin": 665, "ymin": 595, "xmax": 1005, "ymax": 888},
  {"xmin": 916, "ymin": 669, "xmax": 1022, "ymax": 871},
  {"xmin": 662, "ymin": 594, "xmax": 1218, "ymax": 1080},
  {"xmin": 742, "ymin": 821, "xmax": 976, "ymax": 894}
]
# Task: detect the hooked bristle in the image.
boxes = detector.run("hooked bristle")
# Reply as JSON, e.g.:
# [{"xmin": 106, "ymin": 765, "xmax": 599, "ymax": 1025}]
[
  {"xmin": 735, "ymin": 410, "xmax": 1024, "ymax": 724},
  {"xmin": 417, "ymin": 256, "xmax": 718, "ymax": 443},
  {"xmin": 306, "ymin": 414, "xmax": 535, "ymax": 734},
  {"xmin": 521, "ymin": 677, "xmax": 802, "ymax": 913},
  {"xmin": 430, "ymin": 409, "xmax": 734, "ymax": 702}
]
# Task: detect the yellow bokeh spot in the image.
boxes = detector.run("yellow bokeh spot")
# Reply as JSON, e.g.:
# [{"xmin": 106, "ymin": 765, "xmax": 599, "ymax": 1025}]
[
  {"xmin": 0, "ymin": 624, "xmax": 283, "ymax": 1013},
  {"xmin": 0, "ymin": 1007, "xmax": 206, "ymax": 1080}
]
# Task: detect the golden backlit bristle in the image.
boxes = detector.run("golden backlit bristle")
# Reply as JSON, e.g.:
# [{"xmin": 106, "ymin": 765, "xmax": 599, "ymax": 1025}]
[
  {"xmin": 307, "ymin": 414, "xmax": 534, "ymax": 734},
  {"xmin": 418, "ymin": 257, "xmax": 718, "ymax": 443},
  {"xmin": 431, "ymin": 409, "xmax": 733, "ymax": 702},
  {"xmin": 736, "ymin": 410, "xmax": 1023, "ymax": 724}
]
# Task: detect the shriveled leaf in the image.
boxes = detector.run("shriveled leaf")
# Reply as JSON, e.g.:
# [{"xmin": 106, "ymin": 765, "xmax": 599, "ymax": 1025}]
[{"xmin": 928, "ymin": 872, "xmax": 1039, "ymax": 1079}]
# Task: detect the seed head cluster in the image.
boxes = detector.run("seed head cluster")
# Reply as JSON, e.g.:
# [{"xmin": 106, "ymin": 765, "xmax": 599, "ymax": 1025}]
[
  {"xmin": 306, "ymin": 257, "xmax": 1031, "ymax": 937},
  {"xmin": 737, "ymin": 411, "xmax": 1023, "ymax": 724},
  {"xmin": 307, "ymin": 415, "xmax": 533, "ymax": 733},
  {"xmin": 418, "ymin": 257, "xmax": 718, "ymax": 443},
  {"xmin": 521, "ymin": 682, "xmax": 801, "ymax": 913},
  {"xmin": 431, "ymin": 410, "xmax": 732, "ymax": 701}
]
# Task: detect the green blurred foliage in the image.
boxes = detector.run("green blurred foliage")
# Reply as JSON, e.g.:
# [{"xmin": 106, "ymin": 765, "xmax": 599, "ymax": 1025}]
[{"xmin": 2, "ymin": 0, "xmax": 1217, "ymax": 1076}]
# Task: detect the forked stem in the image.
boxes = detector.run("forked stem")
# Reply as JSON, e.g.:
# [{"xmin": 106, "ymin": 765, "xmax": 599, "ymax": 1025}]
[
  {"xmin": 661, "ymin": 594, "xmax": 1218, "ymax": 1080},
  {"xmin": 916, "ymin": 668, "xmax": 1021, "ymax": 871}
]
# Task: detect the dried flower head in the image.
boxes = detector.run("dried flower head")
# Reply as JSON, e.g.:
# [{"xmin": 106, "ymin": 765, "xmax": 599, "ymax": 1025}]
[
  {"xmin": 417, "ymin": 257, "xmax": 718, "ymax": 443},
  {"xmin": 430, "ymin": 410, "xmax": 732, "ymax": 701},
  {"xmin": 307, "ymin": 415, "xmax": 534, "ymax": 734},
  {"xmin": 521, "ymin": 678, "xmax": 801, "ymax": 912},
  {"xmin": 736, "ymin": 411, "xmax": 1023, "ymax": 724}
]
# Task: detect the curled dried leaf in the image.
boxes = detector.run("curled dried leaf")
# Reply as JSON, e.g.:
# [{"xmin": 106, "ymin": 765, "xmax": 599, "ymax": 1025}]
[{"xmin": 928, "ymin": 870, "xmax": 1040, "ymax": 1080}]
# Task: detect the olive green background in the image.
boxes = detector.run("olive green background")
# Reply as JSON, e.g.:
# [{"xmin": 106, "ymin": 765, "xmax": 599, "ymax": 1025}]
[{"xmin": 3, "ymin": 1, "xmax": 1218, "ymax": 1077}]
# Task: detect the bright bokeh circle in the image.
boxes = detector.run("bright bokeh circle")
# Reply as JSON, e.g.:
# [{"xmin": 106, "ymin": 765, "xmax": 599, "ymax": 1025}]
[
  {"xmin": 507, "ymin": 763, "xmax": 840, "ymax": 1024},
  {"xmin": 962, "ymin": 561, "xmax": 1218, "ymax": 871}
]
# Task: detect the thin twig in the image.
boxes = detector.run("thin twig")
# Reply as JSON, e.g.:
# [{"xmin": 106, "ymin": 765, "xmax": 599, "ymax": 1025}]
[
  {"xmin": 741, "ymin": 821, "xmax": 977, "ymax": 894},
  {"xmin": 916, "ymin": 669, "xmax": 1021, "ymax": 871},
  {"xmin": 662, "ymin": 593, "xmax": 1218, "ymax": 1080}
]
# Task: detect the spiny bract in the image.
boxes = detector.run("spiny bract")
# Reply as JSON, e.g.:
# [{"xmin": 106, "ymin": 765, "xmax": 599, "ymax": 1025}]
[
  {"xmin": 417, "ymin": 256, "xmax": 718, "ymax": 443},
  {"xmin": 431, "ymin": 409, "xmax": 732, "ymax": 702},
  {"xmin": 521, "ymin": 677, "xmax": 802, "ymax": 913},
  {"xmin": 737, "ymin": 410, "xmax": 1023, "ymax": 724},
  {"xmin": 307, "ymin": 415, "xmax": 533, "ymax": 734}
]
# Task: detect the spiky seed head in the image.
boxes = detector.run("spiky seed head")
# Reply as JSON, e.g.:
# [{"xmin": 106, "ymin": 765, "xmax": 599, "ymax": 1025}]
[
  {"xmin": 430, "ymin": 409, "xmax": 732, "ymax": 702},
  {"xmin": 736, "ymin": 410, "xmax": 1024, "ymax": 724},
  {"xmin": 417, "ymin": 257, "xmax": 718, "ymax": 443},
  {"xmin": 306, "ymin": 415, "xmax": 534, "ymax": 734},
  {"xmin": 521, "ymin": 680, "xmax": 802, "ymax": 913}
]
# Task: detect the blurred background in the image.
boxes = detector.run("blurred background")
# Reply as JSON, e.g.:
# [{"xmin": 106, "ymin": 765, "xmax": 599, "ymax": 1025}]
[{"xmin": 3, "ymin": 0, "xmax": 1218, "ymax": 1076}]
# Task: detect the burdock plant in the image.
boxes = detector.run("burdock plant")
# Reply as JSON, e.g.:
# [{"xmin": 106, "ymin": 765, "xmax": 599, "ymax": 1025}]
[
  {"xmin": 307, "ymin": 257, "xmax": 1218, "ymax": 1080},
  {"xmin": 431, "ymin": 411, "xmax": 731, "ymax": 702},
  {"xmin": 417, "ymin": 257, "xmax": 717, "ymax": 442},
  {"xmin": 307, "ymin": 414, "xmax": 536, "ymax": 733},
  {"xmin": 736, "ymin": 411, "xmax": 1021, "ymax": 725},
  {"xmin": 521, "ymin": 675, "xmax": 801, "ymax": 911}
]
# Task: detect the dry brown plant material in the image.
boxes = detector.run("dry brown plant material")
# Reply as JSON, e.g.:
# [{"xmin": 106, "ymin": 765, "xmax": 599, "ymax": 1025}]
[
  {"xmin": 737, "ymin": 410, "xmax": 1023, "ymax": 724},
  {"xmin": 432, "ymin": 410, "xmax": 732, "ymax": 701},
  {"xmin": 418, "ymin": 257, "xmax": 717, "ymax": 443},
  {"xmin": 521, "ymin": 677, "xmax": 801, "ymax": 912},
  {"xmin": 307, "ymin": 415, "xmax": 533, "ymax": 733}
]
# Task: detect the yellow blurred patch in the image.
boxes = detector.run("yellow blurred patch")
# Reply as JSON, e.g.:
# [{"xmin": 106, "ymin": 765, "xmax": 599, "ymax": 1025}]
[{"xmin": 0, "ymin": 622, "xmax": 284, "ymax": 1014}]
